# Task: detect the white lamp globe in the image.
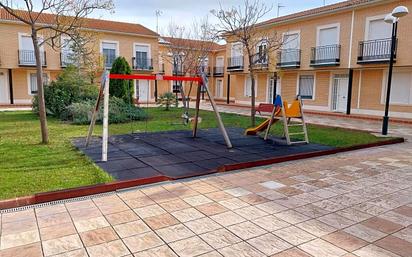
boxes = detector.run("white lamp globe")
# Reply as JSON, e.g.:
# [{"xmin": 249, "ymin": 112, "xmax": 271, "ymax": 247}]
[
  {"xmin": 384, "ymin": 14, "xmax": 396, "ymax": 24},
  {"xmin": 392, "ymin": 6, "xmax": 409, "ymax": 18}
]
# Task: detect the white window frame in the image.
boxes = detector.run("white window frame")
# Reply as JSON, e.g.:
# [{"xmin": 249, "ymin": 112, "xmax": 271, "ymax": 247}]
[
  {"xmin": 27, "ymin": 71, "xmax": 50, "ymax": 96},
  {"xmin": 256, "ymin": 39, "xmax": 268, "ymax": 64},
  {"xmin": 296, "ymin": 73, "xmax": 316, "ymax": 100},
  {"xmin": 316, "ymin": 23, "xmax": 340, "ymax": 46},
  {"xmin": 364, "ymin": 14, "xmax": 388, "ymax": 41},
  {"xmin": 282, "ymin": 30, "xmax": 301, "ymax": 50},
  {"xmin": 231, "ymin": 42, "xmax": 243, "ymax": 58},
  {"xmin": 100, "ymin": 40, "xmax": 119, "ymax": 57},
  {"xmin": 216, "ymin": 56, "xmax": 224, "ymax": 67},
  {"xmin": 380, "ymin": 69, "xmax": 412, "ymax": 106},
  {"xmin": 18, "ymin": 33, "xmax": 44, "ymax": 50},
  {"xmin": 133, "ymin": 42, "xmax": 151, "ymax": 59},
  {"xmin": 244, "ymin": 75, "xmax": 258, "ymax": 97},
  {"xmin": 266, "ymin": 75, "xmax": 275, "ymax": 103},
  {"xmin": 216, "ymin": 78, "xmax": 224, "ymax": 98}
]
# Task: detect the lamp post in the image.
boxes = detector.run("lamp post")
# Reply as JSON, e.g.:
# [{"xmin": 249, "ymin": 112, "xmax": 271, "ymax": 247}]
[{"xmin": 382, "ymin": 6, "xmax": 409, "ymax": 135}]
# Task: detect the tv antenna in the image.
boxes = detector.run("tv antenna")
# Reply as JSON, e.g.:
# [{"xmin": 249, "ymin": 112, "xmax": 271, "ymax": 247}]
[
  {"xmin": 277, "ymin": 3, "xmax": 285, "ymax": 17},
  {"xmin": 155, "ymin": 10, "xmax": 163, "ymax": 33}
]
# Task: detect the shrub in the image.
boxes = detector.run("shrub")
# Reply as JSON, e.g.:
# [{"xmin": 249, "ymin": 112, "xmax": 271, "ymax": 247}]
[
  {"xmin": 110, "ymin": 57, "xmax": 134, "ymax": 104},
  {"xmin": 33, "ymin": 65, "xmax": 98, "ymax": 118},
  {"xmin": 157, "ymin": 92, "xmax": 177, "ymax": 111},
  {"xmin": 65, "ymin": 97, "xmax": 147, "ymax": 125}
]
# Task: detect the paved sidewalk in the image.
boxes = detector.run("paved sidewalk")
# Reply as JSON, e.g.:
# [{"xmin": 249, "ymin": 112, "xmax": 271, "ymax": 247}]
[{"xmin": 1, "ymin": 142, "xmax": 412, "ymax": 256}]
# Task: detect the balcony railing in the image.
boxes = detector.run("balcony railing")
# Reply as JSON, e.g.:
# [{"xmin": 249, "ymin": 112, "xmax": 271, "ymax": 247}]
[
  {"xmin": 173, "ymin": 66, "xmax": 185, "ymax": 76},
  {"xmin": 277, "ymin": 49, "xmax": 301, "ymax": 68},
  {"xmin": 132, "ymin": 57, "xmax": 153, "ymax": 70},
  {"xmin": 60, "ymin": 51, "xmax": 74, "ymax": 67},
  {"xmin": 213, "ymin": 66, "xmax": 224, "ymax": 76},
  {"xmin": 18, "ymin": 50, "xmax": 46, "ymax": 66},
  {"xmin": 310, "ymin": 44, "xmax": 341, "ymax": 66},
  {"xmin": 251, "ymin": 53, "xmax": 269, "ymax": 69},
  {"xmin": 227, "ymin": 56, "xmax": 244, "ymax": 71},
  {"xmin": 158, "ymin": 63, "xmax": 165, "ymax": 74},
  {"xmin": 357, "ymin": 38, "xmax": 396, "ymax": 64}
]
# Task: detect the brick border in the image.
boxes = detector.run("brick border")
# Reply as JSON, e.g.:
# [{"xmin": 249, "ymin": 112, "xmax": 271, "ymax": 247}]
[{"xmin": 0, "ymin": 137, "xmax": 404, "ymax": 210}]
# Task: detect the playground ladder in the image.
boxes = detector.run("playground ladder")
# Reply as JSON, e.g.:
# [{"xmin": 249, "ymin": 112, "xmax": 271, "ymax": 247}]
[{"xmin": 281, "ymin": 97, "xmax": 309, "ymax": 145}]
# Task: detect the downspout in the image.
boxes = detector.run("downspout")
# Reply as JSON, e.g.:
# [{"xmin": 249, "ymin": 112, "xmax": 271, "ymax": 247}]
[{"xmin": 346, "ymin": 9, "xmax": 355, "ymax": 115}]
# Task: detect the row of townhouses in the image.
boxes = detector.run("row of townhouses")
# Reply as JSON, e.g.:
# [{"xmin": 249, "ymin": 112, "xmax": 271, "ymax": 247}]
[{"xmin": 0, "ymin": 0, "xmax": 411, "ymax": 119}]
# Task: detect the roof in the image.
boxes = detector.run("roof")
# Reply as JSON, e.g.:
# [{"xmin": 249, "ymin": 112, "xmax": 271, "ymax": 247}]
[
  {"xmin": 160, "ymin": 36, "xmax": 225, "ymax": 51},
  {"xmin": 258, "ymin": 0, "xmax": 378, "ymax": 27},
  {"xmin": 0, "ymin": 8, "xmax": 159, "ymax": 37}
]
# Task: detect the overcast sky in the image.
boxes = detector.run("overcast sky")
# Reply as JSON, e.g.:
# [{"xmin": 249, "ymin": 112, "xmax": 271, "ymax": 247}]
[{"xmin": 91, "ymin": 0, "xmax": 345, "ymax": 34}]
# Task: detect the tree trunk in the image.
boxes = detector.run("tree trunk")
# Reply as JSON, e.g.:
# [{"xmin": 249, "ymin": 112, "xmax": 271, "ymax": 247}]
[{"xmin": 32, "ymin": 29, "xmax": 49, "ymax": 144}]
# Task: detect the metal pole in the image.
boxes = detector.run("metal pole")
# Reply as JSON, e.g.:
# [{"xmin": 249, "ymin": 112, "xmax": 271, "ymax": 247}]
[
  {"xmin": 346, "ymin": 68, "xmax": 354, "ymax": 115},
  {"xmin": 382, "ymin": 21, "xmax": 397, "ymax": 135},
  {"xmin": 102, "ymin": 72, "xmax": 110, "ymax": 162},
  {"xmin": 193, "ymin": 82, "xmax": 201, "ymax": 138},
  {"xmin": 226, "ymin": 74, "xmax": 230, "ymax": 104}
]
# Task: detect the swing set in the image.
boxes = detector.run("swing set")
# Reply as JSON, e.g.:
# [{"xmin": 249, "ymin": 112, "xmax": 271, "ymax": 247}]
[{"xmin": 85, "ymin": 71, "xmax": 233, "ymax": 162}]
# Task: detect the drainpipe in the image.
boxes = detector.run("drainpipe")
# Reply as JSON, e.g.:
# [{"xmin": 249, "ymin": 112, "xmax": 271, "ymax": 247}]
[
  {"xmin": 8, "ymin": 69, "xmax": 14, "ymax": 105},
  {"xmin": 346, "ymin": 9, "xmax": 355, "ymax": 115}
]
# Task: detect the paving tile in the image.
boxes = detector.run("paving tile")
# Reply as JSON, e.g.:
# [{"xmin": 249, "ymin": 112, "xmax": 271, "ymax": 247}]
[
  {"xmin": 1, "ymin": 219, "xmax": 37, "ymax": 235},
  {"xmin": 251, "ymin": 215, "xmax": 290, "ymax": 232},
  {"xmin": 1, "ymin": 210, "xmax": 36, "ymax": 224},
  {"xmin": 159, "ymin": 199, "xmax": 191, "ymax": 212},
  {"xmin": 184, "ymin": 217, "xmax": 222, "ymax": 234},
  {"xmin": 255, "ymin": 201, "xmax": 287, "ymax": 214},
  {"xmin": 134, "ymin": 204, "xmax": 166, "ymax": 219},
  {"xmin": 105, "ymin": 210, "xmax": 139, "ymax": 226},
  {"xmin": 80, "ymin": 227, "xmax": 118, "ymax": 247},
  {"xmin": 393, "ymin": 227, "xmax": 412, "ymax": 243},
  {"xmin": 337, "ymin": 208, "xmax": 373, "ymax": 222},
  {"xmin": 379, "ymin": 211, "xmax": 412, "ymax": 227},
  {"xmin": 37, "ymin": 212, "xmax": 72, "ymax": 228},
  {"xmin": 73, "ymin": 216, "xmax": 109, "ymax": 233},
  {"xmin": 171, "ymin": 207, "xmax": 205, "ymax": 222},
  {"xmin": 218, "ymin": 198, "xmax": 250, "ymax": 210},
  {"xmin": 362, "ymin": 217, "xmax": 404, "ymax": 234},
  {"xmin": 123, "ymin": 196, "xmax": 155, "ymax": 209},
  {"xmin": 224, "ymin": 187, "xmax": 252, "ymax": 197},
  {"xmin": 156, "ymin": 224, "xmax": 194, "ymax": 243},
  {"xmin": 298, "ymin": 238, "xmax": 347, "ymax": 257},
  {"xmin": 182, "ymin": 195, "xmax": 213, "ymax": 206},
  {"xmin": 375, "ymin": 235, "xmax": 412, "ymax": 257},
  {"xmin": 218, "ymin": 242, "xmax": 265, "ymax": 257},
  {"xmin": 51, "ymin": 248, "xmax": 88, "ymax": 257},
  {"xmin": 317, "ymin": 213, "xmax": 356, "ymax": 229},
  {"xmin": 86, "ymin": 239, "xmax": 130, "ymax": 257},
  {"xmin": 239, "ymin": 194, "xmax": 269, "ymax": 205},
  {"xmin": 204, "ymin": 191, "xmax": 233, "ymax": 201},
  {"xmin": 195, "ymin": 202, "xmax": 228, "ymax": 216},
  {"xmin": 199, "ymin": 228, "xmax": 242, "ymax": 249},
  {"xmin": 227, "ymin": 221, "xmax": 266, "ymax": 240},
  {"xmin": 122, "ymin": 231, "xmax": 164, "ymax": 253},
  {"xmin": 169, "ymin": 236, "xmax": 213, "ymax": 257},
  {"xmin": 271, "ymin": 248, "xmax": 312, "ymax": 257},
  {"xmin": 42, "ymin": 234, "xmax": 83, "ymax": 256},
  {"xmin": 39, "ymin": 222, "xmax": 77, "ymax": 241},
  {"xmin": 322, "ymin": 231, "xmax": 367, "ymax": 252},
  {"xmin": 133, "ymin": 245, "xmax": 177, "ymax": 257},
  {"xmin": 247, "ymin": 233, "xmax": 292, "ymax": 255},
  {"xmin": 343, "ymin": 224, "xmax": 387, "ymax": 242},
  {"xmin": 0, "ymin": 230, "xmax": 40, "ymax": 250},
  {"xmin": 0, "ymin": 242, "xmax": 43, "ymax": 257},
  {"xmin": 210, "ymin": 211, "xmax": 246, "ymax": 227},
  {"xmin": 198, "ymin": 250, "xmax": 223, "ymax": 257},
  {"xmin": 35, "ymin": 204, "xmax": 67, "ymax": 217},
  {"xmin": 353, "ymin": 244, "xmax": 402, "ymax": 257},
  {"xmin": 144, "ymin": 213, "xmax": 179, "ymax": 230},
  {"xmin": 273, "ymin": 226, "xmax": 316, "ymax": 246},
  {"xmin": 295, "ymin": 219, "xmax": 337, "ymax": 237},
  {"xmin": 68, "ymin": 207, "xmax": 102, "ymax": 221},
  {"xmin": 234, "ymin": 206, "xmax": 268, "ymax": 220},
  {"xmin": 393, "ymin": 205, "xmax": 412, "ymax": 217},
  {"xmin": 113, "ymin": 220, "xmax": 151, "ymax": 238},
  {"xmin": 273, "ymin": 210, "xmax": 311, "ymax": 224}
]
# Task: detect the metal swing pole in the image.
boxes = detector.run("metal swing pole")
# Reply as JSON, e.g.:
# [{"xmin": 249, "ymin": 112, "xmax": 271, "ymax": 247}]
[{"xmin": 102, "ymin": 72, "xmax": 110, "ymax": 162}]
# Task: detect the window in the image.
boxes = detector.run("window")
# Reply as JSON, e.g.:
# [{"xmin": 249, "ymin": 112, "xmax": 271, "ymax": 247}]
[
  {"xmin": 245, "ymin": 75, "xmax": 257, "ymax": 97},
  {"xmin": 135, "ymin": 44, "xmax": 150, "ymax": 69},
  {"xmin": 367, "ymin": 18, "xmax": 392, "ymax": 40},
  {"xmin": 257, "ymin": 42, "xmax": 268, "ymax": 63},
  {"xmin": 29, "ymin": 73, "xmax": 49, "ymax": 95},
  {"xmin": 102, "ymin": 42, "xmax": 118, "ymax": 68},
  {"xmin": 61, "ymin": 37, "xmax": 74, "ymax": 66},
  {"xmin": 383, "ymin": 71, "xmax": 412, "ymax": 105},
  {"xmin": 283, "ymin": 32, "xmax": 300, "ymax": 50},
  {"xmin": 317, "ymin": 26, "xmax": 339, "ymax": 46},
  {"xmin": 298, "ymin": 75, "xmax": 314, "ymax": 100}
]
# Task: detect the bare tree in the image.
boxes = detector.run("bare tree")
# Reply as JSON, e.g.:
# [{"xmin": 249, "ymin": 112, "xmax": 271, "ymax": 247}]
[
  {"xmin": 161, "ymin": 17, "xmax": 218, "ymax": 122},
  {"xmin": 0, "ymin": 0, "xmax": 114, "ymax": 144},
  {"xmin": 211, "ymin": 0, "xmax": 283, "ymax": 126}
]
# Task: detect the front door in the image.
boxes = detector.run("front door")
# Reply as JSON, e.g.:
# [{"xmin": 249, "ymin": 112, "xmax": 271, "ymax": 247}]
[
  {"xmin": 216, "ymin": 79, "xmax": 223, "ymax": 98},
  {"xmin": 136, "ymin": 80, "xmax": 150, "ymax": 102},
  {"xmin": 332, "ymin": 74, "xmax": 349, "ymax": 112},
  {"xmin": 0, "ymin": 70, "xmax": 9, "ymax": 104}
]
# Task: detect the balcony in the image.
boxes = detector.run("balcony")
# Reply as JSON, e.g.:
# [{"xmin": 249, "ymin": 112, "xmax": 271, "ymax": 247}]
[
  {"xmin": 18, "ymin": 50, "xmax": 46, "ymax": 67},
  {"xmin": 276, "ymin": 49, "xmax": 301, "ymax": 68},
  {"xmin": 357, "ymin": 38, "xmax": 396, "ymax": 64},
  {"xmin": 173, "ymin": 66, "xmax": 185, "ymax": 76},
  {"xmin": 132, "ymin": 57, "xmax": 153, "ymax": 71},
  {"xmin": 60, "ymin": 51, "xmax": 75, "ymax": 67},
  {"xmin": 310, "ymin": 44, "xmax": 341, "ymax": 67},
  {"xmin": 213, "ymin": 66, "xmax": 224, "ymax": 76},
  {"xmin": 251, "ymin": 53, "xmax": 269, "ymax": 70},
  {"xmin": 227, "ymin": 56, "xmax": 244, "ymax": 71}
]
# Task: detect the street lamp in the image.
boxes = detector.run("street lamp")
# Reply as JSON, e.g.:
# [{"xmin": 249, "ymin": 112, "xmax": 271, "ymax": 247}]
[{"xmin": 382, "ymin": 6, "xmax": 409, "ymax": 135}]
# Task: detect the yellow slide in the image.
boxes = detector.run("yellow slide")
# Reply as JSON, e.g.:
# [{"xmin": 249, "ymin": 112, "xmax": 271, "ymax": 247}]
[{"xmin": 245, "ymin": 109, "xmax": 281, "ymax": 135}]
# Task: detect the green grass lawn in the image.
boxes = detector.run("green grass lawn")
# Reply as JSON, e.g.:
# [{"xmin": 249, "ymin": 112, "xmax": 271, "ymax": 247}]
[{"xmin": 0, "ymin": 108, "xmax": 391, "ymax": 200}]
